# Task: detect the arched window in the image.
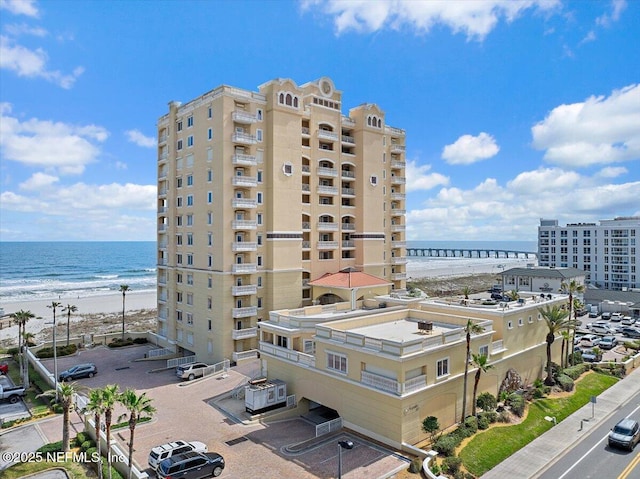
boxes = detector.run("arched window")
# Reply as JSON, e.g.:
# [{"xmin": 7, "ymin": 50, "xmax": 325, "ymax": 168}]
[
  {"xmin": 293, "ymin": 97, "xmax": 298, "ymax": 108},
  {"xmin": 367, "ymin": 117, "xmax": 372, "ymax": 126},
  {"xmin": 279, "ymin": 93, "xmax": 284, "ymax": 104},
  {"xmin": 378, "ymin": 118, "xmax": 382, "ymax": 128},
  {"xmin": 286, "ymin": 93, "xmax": 292, "ymax": 106}
]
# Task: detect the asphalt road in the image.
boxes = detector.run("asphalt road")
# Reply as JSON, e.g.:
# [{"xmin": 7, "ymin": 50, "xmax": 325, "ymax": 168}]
[{"xmin": 537, "ymin": 388, "xmax": 640, "ymax": 479}]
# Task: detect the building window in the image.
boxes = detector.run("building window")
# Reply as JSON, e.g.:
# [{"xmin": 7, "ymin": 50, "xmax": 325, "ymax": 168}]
[
  {"xmin": 208, "ymin": 232, "xmax": 213, "ymax": 246},
  {"xmin": 176, "ymin": 254, "xmax": 182, "ymax": 265},
  {"xmin": 186, "ymin": 312, "xmax": 193, "ymax": 325},
  {"xmin": 187, "ymin": 175, "xmax": 193, "ymax": 186},
  {"xmin": 207, "ymin": 297, "xmax": 212, "ymax": 309},
  {"xmin": 187, "ymin": 233, "xmax": 193, "ymax": 246},
  {"xmin": 257, "ymin": 276, "xmax": 262, "ymax": 287},
  {"xmin": 257, "ymin": 192, "xmax": 263, "ymax": 204},
  {"xmin": 177, "ymin": 121, "xmax": 183, "ymax": 132},
  {"xmin": 207, "ymin": 192, "xmax": 212, "ymax": 203},
  {"xmin": 176, "ymin": 197, "xmax": 183, "ymax": 207},
  {"xmin": 208, "ymin": 319, "xmax": 212, "ymax": 330},
  {"xmin": 186, "ymin": 293, "xmax": 193, "ymax": 305},
  {"xmin": 327, "ymin": 352, "xmax": 347, "ymax": 374},
  {"xmin": 277, "ymin": 335, "xmax": 288, "ymax": 348},
  {"xmin": 479, "ymin": 345, "xmax": 489, "ymax": 357},
  {"xmin": 437, "ymin": 358, "xmax": 449, "ymax": 378},
  {"xmin": 186, "ymin": 214, "xmax": 193, "ymax": 226},
  {"xmin": 257, "ymin": 234, "xmax": 263, "ymax": 246},
  {"xmin": 208, "ymin": 128, "xmax": 212, "ymax": 140},
  {"xmin": 187, "ymin": 116, "xmax": 193, "ymax": 128},
  {"xmin": 283, "ymin": 163, "xmax": 293, "ymax": 176},
  {"xmin": 187, "ymin": 273, "xmax": 193, "ymax": 285},
  {"xmin": 208, "ymin": 255, "xmax": 212, "ymax": 267},
  {"xmin": 207, "ymin": 169, "xmax": 212, "ymax": 182},
  {"xmin": 187, "ymin": 195, "xmax": 193, "ymax": 206},
  {"xmin": 177, "ymin": 139, "xmax": 183, "ymax": 150},
  {"xmin": 176, "ymin": 177, "xmax": 183, "ymax": 188},
  {"xmin": 257, "ymin": 170, "xmax": 263, "ymax": 183},
  {"xmin": 207, "ymin": 212, "xmax": 213, "ymax": 225},
  {"xmin": 187, "ymin": 136, "xmax": 193, "ymax": 147},
  {"xmin": 208, "ymin": 276, "xmax": 212, "ymax": 288},
  {"xmin": 257, "ymin": 297, "xmax": 263, "ymax": 308},
  {"xmin": 176, "ymin": 215, "xmax": 182, "ymax": 226},
  {"xmin": 176, "ymin": 310, "xmax": 182, "ymax": 321},
  {"xmin": 176, "ymin": 292, "xmax": 183, "ymax": 303},
  {"xmin": 257, "ymin": 255, "xmax": 263, "ymax": 266},
  {"xmin": 256, "ymin": 129, "xmax": 263, "ymax": 142},
  {"xmin": 256, "ymin": 109, "xmax": 263, "ymax": 121},
  {"xmin": 257, "ymin": 213, "xmax": 263, "ymax": 225},
  {"xmin": 370, "ymin": 175, "xmax": 378, "ymax": 186},
  {"xmin": 518, "ymin": 318, "xmax": 524, "ymax": 327},
  {"xmin": 187, "ymin": 254, "xmax": 193, "ymax": 265},
  {"xmin": 176, "ymin": 235, "xmax": 182, "ymax": 246},
  {"xmin": 176, "ymin": 273, "xmax": 182, "ymax": 283},
  {"xmin": 508, "ymin": 320, "xmax": 513, "ymax": 329}
]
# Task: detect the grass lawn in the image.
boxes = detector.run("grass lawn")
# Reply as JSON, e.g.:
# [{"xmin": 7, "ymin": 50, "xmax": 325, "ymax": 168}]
[
  {"xmin": 459, "ymin": 372, "xmax": 619, "ymax": 477},
  {"xmin": 2, "ymin": 460, "xmax": 93, "ymax": 479}
]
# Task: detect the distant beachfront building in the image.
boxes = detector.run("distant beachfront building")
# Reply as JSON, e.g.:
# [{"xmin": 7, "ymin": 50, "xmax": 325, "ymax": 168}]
[
  {"xmin": 258, "ymin": 290, "xmax": 566, "ymax": 448},
  {"xmin": 538, "ymin": 217, "xmax": 639, "ymax": 291},
  {"xmin": 501, "ymin": 266, "xmax": 585, "ymax": 294},
  {"xmin": 155, "ymin": 77, "xmax": 407, "ymax": 363}
]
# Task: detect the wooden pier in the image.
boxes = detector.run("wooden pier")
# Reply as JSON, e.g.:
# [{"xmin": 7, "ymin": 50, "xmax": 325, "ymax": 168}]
[{"xmin": 406, "ymin": 248, "xmax": 537, "ymax": 259}]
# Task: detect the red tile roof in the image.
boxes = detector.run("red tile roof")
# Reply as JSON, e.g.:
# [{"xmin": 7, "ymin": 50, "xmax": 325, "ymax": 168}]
[{"xmin": 308, "ymin": 269, "xmax": 391, "ymax": 288}]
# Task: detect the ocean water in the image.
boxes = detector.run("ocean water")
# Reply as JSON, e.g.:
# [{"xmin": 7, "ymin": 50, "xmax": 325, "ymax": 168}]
[{"xmin": 0, "ymin": 242, "xmax": 157, "ymax": 302}]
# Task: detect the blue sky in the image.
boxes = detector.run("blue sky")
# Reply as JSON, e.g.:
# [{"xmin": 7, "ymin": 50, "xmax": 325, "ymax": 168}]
[{"xmin": 0, "ymin": 0, "xmax": 638, "ymax": 242}]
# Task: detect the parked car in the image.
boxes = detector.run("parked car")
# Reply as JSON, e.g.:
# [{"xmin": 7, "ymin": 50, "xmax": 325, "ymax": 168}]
[
  {"xmin": 599, "ymin": 336, "xmax": 618, "ymax": 350},
  {"xmin": 621, "ymin": 327, "xmax": 640, "ymax": 339},
  {"xmin": 59, "ymin": 363, "xmax": 97, "ymax": 381},
  {"xmin": 148, "ymin": 440, "xmax": 208, "ymax": 470},
  {"xmin": 611, "ymin": 313, "xmax": 623, "ymax": 322},
  {"xmin": 176, "ymin": 362, "xmax": 210, "ymax": 381},
  {"xmin": 490, "ymin": 293, "xmax": 503, "ymax": 300},
  {"xmin": 601, "ymin": 312, "xmax": 612, "ymax": 320},
  {"xmin": 608, "ymin": 418, "xmax": 640, "ymax": 451},
  {"xmin": 157, "ymin": 451, "xmax": 225, "ymax": 479},
  {"xmin": 588, "ymin": 311, "xmax": 599, "ymax": 318},
  {"xmin": 621, "ymin": 316, "xmax": 636, "ymax": 326},
  {"xmin": 580, "ymin": 334, "xmax": 601, "ymax": 347},
  {"xmin": 587, "ymin": 320, "xmax": 609, "ymax": 330},
  {"xmin": 581, "ymin": 349, "xmax": 601, "ymax": 362},
  {"xmin": 591, "ymin": 324, "xmax": 615, "ymax": 335}
]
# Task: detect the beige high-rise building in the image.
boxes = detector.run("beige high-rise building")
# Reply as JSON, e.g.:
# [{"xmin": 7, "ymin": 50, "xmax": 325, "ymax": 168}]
[{"xmin": 156, "ymin": 77, "xmax": 407, "ymax": 364}]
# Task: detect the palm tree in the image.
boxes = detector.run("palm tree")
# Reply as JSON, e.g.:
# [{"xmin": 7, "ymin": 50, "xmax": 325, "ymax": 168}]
[
  {"xmin": 63, "ymin": 304, "xmax": 78, "ymax": 347},
  {"xmin": 560, "ymin": 279, "xmax": 585, "ymax": 365},
  {"xmin": 560, "ymin": 330, "xmax": 571, "ymax": 368},
  {"xmin": 508, "ymin": 289, "xmax": 520, "ymax": 301},
  {"xmin": 48, "ymin": 301, "xmax": 62, "ymax": 401},
  {"xmin": 86, "ymin": 388, "xmax": 106, "ymax": 479},
  {"xmin": 471, "ymin": 353, "xmax": 493, "ymax": 417},
  {"xmin": 461, "ymin": 318, "xmax": 484, "ymax": 422},
  {"xmin": 102, "ymin": 384, "xmax": 120, "ymax": 479},
  {"xmin": 462, "ymin": 286, "xmax": 471, "ymax": 300},
  {"xmin": 118, "ymin": 389, "xmax": 156, "ymax": 479},
  {"xmin": 119, "ymin": 285, "xmax": 130, "ymax": 340},
  {"xmin": 539, "ymin": 305, "xmax": 573, "ymax": 385},
  {"xmin": 9, "ymin": 309, "xmax": 35, "ymax": 386}
]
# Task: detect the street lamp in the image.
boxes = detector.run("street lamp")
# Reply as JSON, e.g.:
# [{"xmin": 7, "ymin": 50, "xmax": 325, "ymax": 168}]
[{"xmin": 337, "ymin": 440, "xmax": 354, "ymax": 479}]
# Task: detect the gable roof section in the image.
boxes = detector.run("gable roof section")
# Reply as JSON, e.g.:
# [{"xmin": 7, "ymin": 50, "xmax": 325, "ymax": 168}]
[{"xmin": 309, "ymin": 268, "xmax": 392, "ymax": 289}]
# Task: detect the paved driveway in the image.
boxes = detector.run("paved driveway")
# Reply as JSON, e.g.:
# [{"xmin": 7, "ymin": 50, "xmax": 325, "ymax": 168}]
[{"xmin": 36, "ymin": 345, "xmax": 409, "ymax": 479}]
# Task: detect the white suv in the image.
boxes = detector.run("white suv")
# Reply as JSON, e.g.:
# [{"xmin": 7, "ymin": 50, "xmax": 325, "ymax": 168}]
[
  {"xmin": 148, "ymin": 440, "xmax": 208, "ymax": 470},
  {"xmin": 176, "ymin": 362, "xmax": 210, "ymax": 381}
]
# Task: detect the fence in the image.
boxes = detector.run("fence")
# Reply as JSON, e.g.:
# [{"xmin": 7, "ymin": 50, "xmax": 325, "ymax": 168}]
[
  {"xmin": 147, "ymin": 347, "xmax": 174, "ymax": 358},
  {"xmin": 167, "ymin": 355, "xmax": 196, "ymax": 369},
  {"xmin": 316, "ymin": 417, "xmax": 342, "ymax": 437}
]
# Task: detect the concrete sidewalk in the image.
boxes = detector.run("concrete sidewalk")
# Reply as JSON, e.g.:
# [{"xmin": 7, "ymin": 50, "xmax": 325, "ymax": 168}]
[{"xmin": 481, "ymin": 365, "xmax": 640, "ymax": 478}]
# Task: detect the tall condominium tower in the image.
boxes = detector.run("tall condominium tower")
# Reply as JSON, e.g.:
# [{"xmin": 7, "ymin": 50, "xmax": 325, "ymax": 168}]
[
  {"xmin": 538, "ymin": 217, "xmax": 639, "ymax": 291},
  {"xmin": 156, "ymin": 77, "xmax": 407, "ymax": 363}
]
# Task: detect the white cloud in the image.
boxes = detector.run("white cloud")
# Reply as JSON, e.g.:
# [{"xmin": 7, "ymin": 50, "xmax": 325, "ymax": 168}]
[
  {"xmin": 0, "ymin": 0, "xmax": 39, "ymax": 17},
  {"xmin": 406, "ymin": 167, "xmax": 639, "ymax": 240},
  {"xmin": 4, "ymin": 23, "xmax": 48, "ymax": 37},
  {"xmin": 0, "ymin": 35, "xmax": 84, "ymax": 89},
  {"xmin": 405, "ymin": 160, "xmax": 449, "ymax": 191},
  {"xmin": 531, "ymin": 84, "xmax": 640, "ymax": 167},
  {"xmin": 596, "ymin": 0, "xmax": 626, "ymax": 27},
  {"xmin": 0, "ymin": 104, "xmax": 109, "ymax": 175},
  {"xmin": 579, "ymin": 30, "xmax": 596, "ymax": 45},
  {"xmin": 442, "ymin": 132, "xmax": 499, "ymax": 165},
  {"xmin": 302, "ymin": 0, "xmax": 560, "ymax": 40},
  {"xmin": 20, "ymin": 172, "xmax": 59, "ymax": 190},
  {"xmin": 115, "ymin": 161, "xmax": 128, "ymax": 170},
  {"xmin": 597, "ymin": 166, "xmax": 627, "ymax": 178},
  {"xmin": 126, "ymin": 129, "xmax": 156, "ymax": 148}
]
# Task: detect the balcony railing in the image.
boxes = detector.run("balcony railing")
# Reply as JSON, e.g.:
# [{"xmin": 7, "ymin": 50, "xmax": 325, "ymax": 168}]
[
  {"xmin": 391, "ymin": 176, "xmax": 406, "ymax": 184},
  {"xmin": 317, "ymin": 167, "xmax": 338, "ymax": 177},
  {"xmin": 232, "ymin": 220, "xmax": 257, "ymax": 230},
  {"xmin": 232, "ymin": 132, "xmax": 257, "ymax": 145},
  {"xmin": 341, "ymin": 135, "xmax": 355, "ymax": 144},
  {"xmin": 391, "ymin": 272, "xmax": 407, "ymax": 280},
  {"xmin": 391, "ymin": 224, "xmax": 406, "ymax": 231},
  {"xmin": 342, "ymin": 187, "xmax": 355, "ymax": 196},
  {"xmin": 232, "ymin": 153, "xmax": 257, "ymax": 166},
  {"xmin": 159, "ymin": 188, "xmax": 167, "ymax": 197},
  {"xmin": 342, "ymin": 240, "xmax": 355, "ymax": 248},
  {"xmin": 391, "ymin": 160, "xmax": 405, "ymax": 169},
  {"xmin": 302, "ymin": 184, "xmax": 310, "ymax": 192},
  {"xmin": 317, "ymin": 185, "xmax": 338, "ymax": 195},
  {"xmin": 232, "ymin": 198, "xmax": 257, "ymax": 208},
  {"xmin": 391, "ymin": 193, "xmax": 406, "ymax": 200},
  {"xmin": 302, "ymin": 241, "xmax": 311, "ymax": 249},
  {"xmin": 391, "ymin": 257, "xmax": 408, "ymax": 264},
  {"xmin": 341, "ymin": 170, "xmax": 355, "ymax": 178},
  {"xmin": 317, "ymin": 222, "xmax": 339, "ymax": 231},
  {"xmin": 232, "ymin": 242, "xmax": 257, "ymax": 252},
  {"xmin": 389, "ymin": 144, "xmax": 405, "ymax": 153},
  {"xmin": 391, "ymin": 209, "xmax": 405, "ymax": 215},
  {"xmin": 232, "ymin": 263, "xmax": 257, "ymax": 273},
  {"xmin": 302, "ymin": 165, "xmax": 310, "ymax": 173},
  {"xmin": 232, "ymin": 327, "xmax": 258, "ymax": 340},
  {"xmin": 342, "ymin": 223, "xmax": 355, "ymax": 230},
  {"xmin": 232, "ymin": 306, "xmax": 257, "ymax": 318},
  {"xmin": 158, "ymin": 224, "xmax": 168, "ymax": 232},
  {"xmin": 301, "ymin": 126, "xmax": 310, "ymax": 136},
  {"xmin": 318, "ymin": 241, "xmax": 339, "ymax": 249},
  {"xmin": 317, "ymin": 130, "xmax": 339, "ymax": 141},
  {"xmin": 232, "ymin": 285, "xmax": 257, "ymax": 296},
  {"xmin": 232, "ymin": 349, "xmax": 259, "ymax": 362},
  {"xmin": 232, "ymin": 110, "xmax": 258, "ymax": 124},
  {"xmin": 360, "ymin": 371, "xmax": 427, "ymax": 395},
  {"xmin": 392, "ymin": 241, "xmax": 406, "ymax": 248},
  {"xmin": 232, "ymin": 176, "xmax": 257, "ymax": 187},
  {"xmin": 259, "ymin": 342, "xmax": 315, "ymax": 367}
]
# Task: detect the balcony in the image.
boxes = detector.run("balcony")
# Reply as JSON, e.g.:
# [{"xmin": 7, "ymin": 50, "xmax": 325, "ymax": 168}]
[
  {"xmin": 341, "ymin": 135, "xmax": 355, "ymax": 144},
  {"xmin": 317, "ymin": 241, "xmax": 339, "ymax": 250},
  {"xmin": 159, "ymin": 188, "xmax": 167, "ymax": 198},
  {"xmin": 158, "ymin": 275, "xmax": 167, "ymax": 285},
  {"xmin": 302, "ymin": 184, "xmax": 310, "ymax": 192},
  {"xmin": 158, "ymin": 294, "xmax": 167, "ymax": 303},
  {"xmin": 232, "ymin": 242, "xmax": 257, "ymax": 252},
  {"xmin": 232, "ymin": 153, "xmax": 258, "ymax": 166},
  {"xmin": 391, "ymin": 176, "xmax": 406, "ymax": 185},
  {"xmin": 158, "ymin": 224, "xmax": 168, "ymax": 232},
  {"xmin": 342, "ymin": 117, "xmax": 356, "ymax": 127},
  {"xmin": 391, "ymin": 257, "xmax": 408, "ymax": 264},
  {"xmin": 342, "ymin": 223, "xmax": 356, "ymax": 231},
  {"xmin": 611, "ymin": 239, "xmax": 629, "ymax": 246},
  {"xmin": 159, "ymin": 134, "xmax": 168, "ymax": 145},
  {"xmin": 158, "ymin": 241, "xmax": 168, "ymax": 250},
  {"xmin": 232, "ymin": 220, "xmax": 257, "ymax": 230},
  {"xmin": 391, "ymin": 224, "xmax": 406, "ymax": 232},
  {"xmin": 158, "ymin": 206, "xmax": 167, "ymax": 214},
  {"xmin": 301, "ymin": 126, "xmax": 310, "ymax": 136},
  {"xmin": 317, "ymin": 185, "xmax": 338, "ymax": 195},
  {"xmin": 302, "ymin": 241, "xmax": 311, "ymax": 249},
  {"xmin": 232, "ymin": 198, "xmax": 257, "ymax": 208},
  {"xmin": 317, "ymin": 130, "xmax": 339, "ymax": 141},
  {"xmin": 232, "ymin": 176, "xmax": 257, "ymax": 187},
  {"xmin": 232, "ymin": 349, "xmax": 259, "ymax": 362},
  {"xmin": 392, "ymin": 241, "xmax": 406, "ymax": 248},
  {"xmin": 158, "ymin": 258, "xmax": 168, "ymax": 266},
  {"xmin": 232, "ymin": 132, "xmax": 257, "ymax": 145},
  {"xmin": 391, "ymin": 209, "xmax": 406, "ymax": 216},
  {"xmin": 341, "ymin": 170, "xmax": 355, "ymax": 179},
  {"xmin": 302, "ymin": 165, "xmax": 310, "ymax": 173},
  {"xmin": 389, "ymin": 144, "xmax": 406, "ymax": 153},
  {"xmin": 391, "ymin": 160, "xmax": 405, "ymax": 169},
  {"xmin": 360, "ymin": 371, "xmax": 427, "ymax": 396},
  {"xmin": 232, "ymin": 263, "xmax": 257, "ymax": 274},
  {"xmin": 391, "ymin": 272, "xmax": 407, "ymax": 280},
  {"xmin": 317, "ymin": 222, "xmax": 339, "ymax": 231},
  {"xmin": 342, "ymin": 187, "xmax": 355, "ymax": 196},
  {"xmin": 302, "ymin": 221, "xmax": 311, "ymax": 230},
  {"xmin": 317, "ymin": 167, "xmax": 338, "ymax": 177},
  {"xmin": 232, "ymin": 284, "xmax": 258, "ymax": 296},
  {"xmin": 391, "ymin": 192, "xmax": 406, "ymax": 200},
  {"xmin": 259, "ymin": 342, "xmax": 315, "ymax": 367},
  {"xmin": 232, "ymin": 327, "xmax": 258, "ymax": 340},
  {"xmin": 232, "ymin": 110, "xmax": 258, "ymax": 124},
  {"xmin": 232, "ymin": 306, "xmax": 257, "ymax": 318},
  {"xmin": 342, "ymin": 240, "xmax": 355, "ymax": 248}
]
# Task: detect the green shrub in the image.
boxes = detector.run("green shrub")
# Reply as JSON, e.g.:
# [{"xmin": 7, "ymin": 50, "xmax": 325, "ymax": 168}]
[
  {"xmin": 477, "ymin": 392, "xmax": 497, "ymax": 412},
  {"xmin": 506, "ymin": 393, "xmax": 525, "ymax": 417},
  {"xmin": 434, "ymin": 435, "xmax": 458, "ymax": 456},
  {"xmin": 532, "ymin": 388, "xmax": 546, "ymax": 399},
  {"xmin": 430, "ymin": 462, "xmax": 442, "ymax": 476},
  {"xmin": 442, "ymin": 456, "xmax": 462, "ymax": 474},
  {"xmin": 36, "ymin": 344, "xmax": 77, "ymax": 358},
  {"xmin": 133, "ymin": 337, "xmax": 148, "ymax": 344},
  {"xmin": 556, "ymin": 374, "xmax": 574, "ymax": 392},
  {"xmin": 563, "ymin": 363, "xmax": 589, "ymax": 380},
  {"xmin": 81, "ymin": 440, "xmax": 94, "ymax": 452},
  {"xmin": 37, "ymin": 441, "xmax": 63, "ymax": 453},
  {"xmin": 74, "ymin": 432, "xmax": 88, "ymax": 447},
  {"xmin": 464, "ymin": 416, "xmax": 478, "ymax": 434},
  {"xmin": 533, "ymin": 378, "xmax": 544, "ymax": 388},
  {"xmin": 497, "ymin": 410, "xmax": 511, "ymax": 422},
  {"xmin": 408, "ymin": 457, "xmax": 423, "ymax": 473},
  {"xmin": 453, "ymin": 426, "xmax": 473, "ymax": 440},
  {"xmin": 477, "ymin": 415, "xmax": 490, "ymax": 430}
]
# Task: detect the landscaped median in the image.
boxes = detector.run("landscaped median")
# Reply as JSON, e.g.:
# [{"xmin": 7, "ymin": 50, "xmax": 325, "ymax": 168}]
[{"xmin": 459, "ymin": 372, "xmax": 619, "ymax": 477}]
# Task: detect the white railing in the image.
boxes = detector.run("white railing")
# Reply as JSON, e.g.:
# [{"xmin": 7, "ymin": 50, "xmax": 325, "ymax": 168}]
[
  {"xmin": 389, "ymin": 144, "xmax": 406, "ymax": 153},
  {"xmin": 232, "ymin": 242, "xmax": 257, "ymax": 252},
  {"xmin": 232, "ymin": 306, "xmax": 257, "ymax": 318},
  {"xmin": 404, "ymin": 375, "xmax": 427, "ymax": 393},
  {"xmin": 232, "ymin": 110, "xmax": 257, "ymax": 123},
  {"xmin": 232, "ymin": 349, "xmax": 259, "ymax": 362},
  {"xmin": 232, "ymin": 327, "xmax": 258, "ymax": 340},
  {"xmin": 231, "ymin": 285, "xmax": 257, "ymax": 295},
  {"xmin": 361, "ymin": 370, "xmax": 399, "ymax": 394},
  {"xmin": 342, "ymin": 188, "xmax": 355, "ymax": 196},
  {"xmin": 232, "ymin": 132, "xmax": 257, "ymax": 144},
  {"xmin": 232, "ymin": 153, "xmax": 257, "ymax": 166},
  {"xmin": 317, "ymin": 222, "xmax": 339, "ymax": 231},
  {"xmin": 317, "ymin": 130, "xmax": 339, "ymax": 141},
  {"xmin": 231, "ymin": 198, "xmax": 257, "ymax": 208},
  {"xmin": 232, "ymin": 176, "xmax": 257, "ymax": 187},
  {"xmin": 342, "ymin": 240, "xmax": 355, "ymax": 248},
  {"xmin": 317, "ymin": 241, "xmax": 339, "ymax": 249},
  {"xmin": 341, "ymin": 135, "xmax": 355, "ymax": 144},
  {"xmin": 259, "ymin": 342, "xmax": 315, "ymax": 367},
  {"xmin": 167, "ymin": 355, "xmax": 196, "ymax": 368},
  {"xmin": 317, "ymin": 167, "xmax": 338, "ymax": 177},
  {"xmin": 232, "ymin": 263, "xmax": 257, "ymax": 273},
  {"xmin": 232, "ymin": 220, "xmax": 257, "ymax": 229},
  {"xmin": 341, "ymin": 170, "xmax": 355, "ymax": 178},
  {"xmin": 147, "ymin": 347, "xmax": 174, "ymax": 358},
  {"xmin": 391, "ymin": 176, "xmax": 406, "ymax": 184}
]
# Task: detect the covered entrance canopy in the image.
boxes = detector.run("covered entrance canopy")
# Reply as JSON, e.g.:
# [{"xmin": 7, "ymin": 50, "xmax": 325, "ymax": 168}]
[{"xmin": 308, "ymin": 267, "xmax": 392, "ymax": 308}]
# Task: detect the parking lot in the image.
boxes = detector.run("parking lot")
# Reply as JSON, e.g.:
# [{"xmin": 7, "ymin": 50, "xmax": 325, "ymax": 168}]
[
  {"xmin": 575, "ymin": 311, "xmax": 639, "ymax": 362},
  {"xmin": 35, "ymin": 345, "xmax": 409, "ymax": 479}
]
